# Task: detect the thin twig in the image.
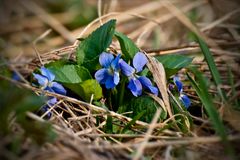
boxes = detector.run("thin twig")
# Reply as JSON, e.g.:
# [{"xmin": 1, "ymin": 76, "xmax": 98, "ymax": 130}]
[
  {"xmin": 133, "ymin": 109, "xmax": 162, "ymax": 160},
  {"xmin": 89, "ymin": 135, "xmax": 240, "ymax": 149},
  {"xmin": 33, "ymin": 29, "xmax": 52, "ymax": 65},
  {"xmin": 161, "ymin": 0, "xmax": 218, "ymax": 47},
  {"xmin": 201, "ymin": 8, "xmax": 240, "ymax": 32},
  {"xmin": 98, "ymin": 0, "xmax": 103, "ymax": 25}
]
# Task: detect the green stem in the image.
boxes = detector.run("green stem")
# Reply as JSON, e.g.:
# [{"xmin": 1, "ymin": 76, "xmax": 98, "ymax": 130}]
[
  {"xmin": 119, "ymin": 77, "xmax": 127, "ymax": 107},
  {"xmin": 107, "ymin": 90, "xmax": 113, "ymax": 111}
]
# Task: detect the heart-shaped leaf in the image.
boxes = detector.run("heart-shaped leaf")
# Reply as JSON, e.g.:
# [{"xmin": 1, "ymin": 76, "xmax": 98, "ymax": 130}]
[
  {"xmin": 155, "ymin": 54, "xmax": 193, "ymax": 77},
  {"xmin": 65, "ymin": 79, "xmax": 102, "ymax": 102},
  {"xmin": 76, "ymin": 19, "xmax": 116, "ymax": 71},
  {"xmin": 48, "ymin": 64, "xmax": 92, "ymax": 83},
  {"xmin": 114, "ymin": 31, "xmax": 139, "ymax": 61}
]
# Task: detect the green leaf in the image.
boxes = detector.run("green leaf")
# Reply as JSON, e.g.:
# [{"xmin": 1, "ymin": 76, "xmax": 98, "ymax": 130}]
[
  {"xmin": 15, "ymin": 96, "xmax": 45, "ymax": 115},
  {"xmin": 48, "ymin": 64, "xmax": 92, "ymax": 83},
  {"xmin": 156, "ymin": 54, "xmax": 193, "ymax": 69},
  {"xmin": 81, "ymin": 57, "xmax": 100, "ymax": 73},
  {"xmin": 196, "ymin": 37, "xmax": 221, "ymax": 85},
  {"xmin": 114, "ymin": 31, "xmax": 139, "ymax": 61},
  {"xmin": 66, "ymin": 79, "xmax": 102, "ymax": 102},
  {"xmin": 0, "ymin": 79, "xmax": 56, "ymax": 145},
  {"xmin": 118, "ymin": 96, "xmax": 166, "ymax": 123},
  {"xmin": 45, "ymin": 59, "xmax": 73, "ymax": 68},
  {"xmin": 76, "ymin": 19, "xmax": 116, "ymax": 71},
  {"xmin": 195, "ymin": 36, "xmax": 227, "ymax": 102},
  {"xmin": 0, "ymin": 64, "xmax": 12, "ymax": 78},
  {"xmin": 155, "ymin": 54, "xmax": 193, "ymax": 77},
  {"xmin": 0, "ymin": 79, "xmax": 45, "ymax": 134},
  {"xmin": 79, "ymin": 79, "xmax": 102, "ymax": 101},
  {"xmin": 187, "ymin": 67, "xmax": 227, "ymax": 139},
  {"xmin": 17, "ymin": 118, "xmax": 57, "ymax": 145}
]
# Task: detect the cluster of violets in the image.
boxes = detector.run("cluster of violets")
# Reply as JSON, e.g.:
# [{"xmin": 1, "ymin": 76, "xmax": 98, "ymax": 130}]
[
  {"xmin": 94, "ymin": 52, "xmax": 158, "ymax": 97},
  {"xmin": 94, "ymin": 51, "xmax": 190, "ymax": 108},
  {"xmin": 33, "ymin": 67, "xmax": 66, "ymax": 117},
  {"xmin": 172, "ymin": 76, "xmax": 191, "ymax": 108},
  {"xmin": 32, "ymin": 53, "xmax": 190, "ymax": 116}
]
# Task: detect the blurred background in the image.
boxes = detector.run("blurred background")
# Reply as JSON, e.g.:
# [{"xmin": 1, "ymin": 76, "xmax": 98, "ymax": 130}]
[
  {"xmin": 0, "ymin": 1, "xmax": 240, "ymax": 159},
  {"xmin": 0, "ymin": 0, "xmax": 240, "ymax": 60}
]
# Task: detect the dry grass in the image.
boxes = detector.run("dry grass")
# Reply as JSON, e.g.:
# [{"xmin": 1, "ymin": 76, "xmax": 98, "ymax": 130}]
[{"xmin": 1, "ymin": 0, "xmax": 240, "ymax": 159}]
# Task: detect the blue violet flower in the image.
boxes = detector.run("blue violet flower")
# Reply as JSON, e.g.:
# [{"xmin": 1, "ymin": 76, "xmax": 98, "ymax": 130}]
[
  {"xmin": 33, "ymin": 66, "xmax": 66, "ymax": 95},
  {"xmin": 95, "ymin": 52, "xmax": 121, "ymax": 89},
  {"xmin": 119, "ymin": 52, "xmax": 158, "ymax": 97},
  {"xmin": 41, "ymin": 97, "xmax": 57, "ymax": 118},
  {"xmin": 173, "ymin": 76, "xmax": 191, "ymax": 108},
  {"xmin": 33, "ymin": 67, "xmax": 66, "ymax": 118},
  {"xmin": 12, "ymin": 72, "xmax": 21, "ymax": 81}
]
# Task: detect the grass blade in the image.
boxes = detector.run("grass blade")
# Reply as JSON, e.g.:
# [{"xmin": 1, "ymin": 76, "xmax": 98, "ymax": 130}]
[
  {"xmin": 227, "ymin": 66, "xmax": 240, "ymax": 108},
  {"xmin": 121, "ymin": 110, "xmax": 146, "ymax": 134},
  {"xmin": 187, "ymin": 67, "xmax": 235, "ymax": 157},
  {"xmin": 105, "ymin": 115, "xmax": 113, "ymax": 134},
  {"xmin": 195, "ymin": 36, "xmax": 227, "ymax": 101},
  {"xmin": 187, "ymin": 68, "xmax": 226, "ymax": 137}
]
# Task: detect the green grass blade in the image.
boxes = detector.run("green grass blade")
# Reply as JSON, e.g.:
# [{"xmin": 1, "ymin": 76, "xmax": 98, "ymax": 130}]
[
  {"xmin": 121, "ymin": 110, "xmax": 146, "ymax": 134},
  {"xmin": 196, "ymin": 36, "xmax": 221, "ymax": 85},
  {"xmin": 195, "ymin": 36, "xmax": 227, "ymax": 101},
  {"xmin": 105, "ymin": 115, "xmax": 113, "ymax": 134},
  {"xmin": 187, "ymin": 68, "xmax": 235, "ymax": 157},
  {"xmin": 227, "ymin": 66, "xmax": 240, "ymax": 108},
  {"xmin": 187, "ymin": 69, "xmax": 226, "ymax": 138}
]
